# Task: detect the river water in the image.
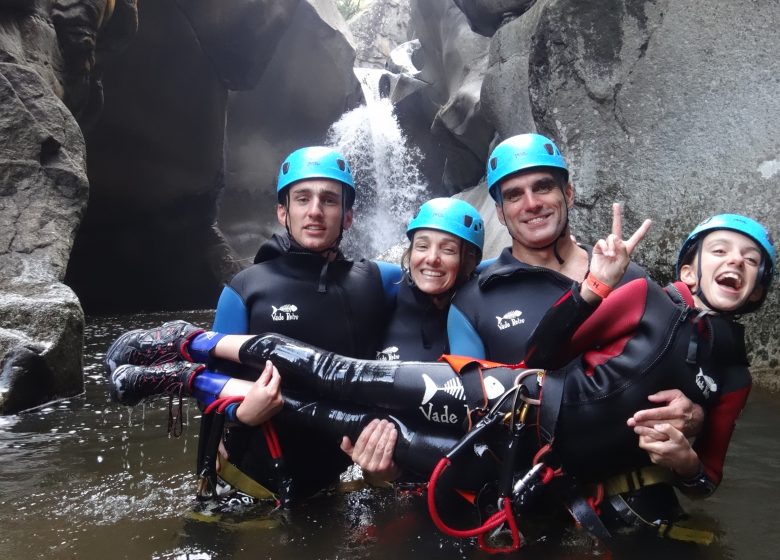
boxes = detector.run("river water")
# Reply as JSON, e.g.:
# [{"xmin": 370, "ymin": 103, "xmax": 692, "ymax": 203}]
[{"xmin": 1, "ymin": 311, "xmax": 778, "ymax": 560}]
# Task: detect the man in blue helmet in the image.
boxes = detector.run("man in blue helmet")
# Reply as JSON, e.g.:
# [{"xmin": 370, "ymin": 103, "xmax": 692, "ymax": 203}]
[
  {"xmin": 197, "ymin": 146, "xmax": 402, "ymax": 502},
  {"xmin": 447, "ymin": 133, "xmax": 706, "ymax": 531}
]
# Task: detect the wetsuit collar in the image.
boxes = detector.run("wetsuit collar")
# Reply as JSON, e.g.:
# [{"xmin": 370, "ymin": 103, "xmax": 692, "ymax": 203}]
[
  {"xmin": 253, "ymin": 233, "xmax": 348, "ymax": 294},
  {"xmin": 478, "ymin": 245, "xmax": 593, "ymax": 289},
  {"xmin": 253, "ymin": 233, "xmax": 347, "ymax": 264}
]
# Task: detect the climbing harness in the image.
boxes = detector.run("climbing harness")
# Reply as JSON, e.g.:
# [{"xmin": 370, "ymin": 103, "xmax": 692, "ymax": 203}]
[
  {"xmin": 196, "ymin": 396, "xmax": 290, "ymax": 507},
  {"xmin": 426, "ymin": 383, "xmax": 533, "ymax": 553}
]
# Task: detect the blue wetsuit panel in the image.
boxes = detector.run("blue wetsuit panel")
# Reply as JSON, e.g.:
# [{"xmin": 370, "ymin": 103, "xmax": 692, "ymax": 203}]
[
  {"xmin": 213, "ymin": 285, "xmax": 249, "ymax": 334},
  {"xmin": 475, "ymin": 257, "xmax": 496, "ymax": 273},
  {"xmin": 374, "ymin": 260, "xmax": 402, "ymax": 303},
  {"xmin": 447, "ymin": 303, "xmax": 486, "ymax": 358}
]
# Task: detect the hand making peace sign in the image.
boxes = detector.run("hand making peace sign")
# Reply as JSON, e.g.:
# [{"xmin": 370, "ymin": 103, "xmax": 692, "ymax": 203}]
[{"xmin": 587, "ymin": 203, "xmax": 652, "ymax": 292}]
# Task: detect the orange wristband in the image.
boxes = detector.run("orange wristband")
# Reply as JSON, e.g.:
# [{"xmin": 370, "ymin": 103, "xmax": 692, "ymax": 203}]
[{"xmin": 585, "ymin": 272, "xmax": 613, "ymax": 299}]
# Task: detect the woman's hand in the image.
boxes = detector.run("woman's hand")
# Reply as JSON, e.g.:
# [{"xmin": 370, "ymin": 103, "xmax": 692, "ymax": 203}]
[{"xmin": 235, "ymin": 360, "xmax": 283, "ymax": 426}]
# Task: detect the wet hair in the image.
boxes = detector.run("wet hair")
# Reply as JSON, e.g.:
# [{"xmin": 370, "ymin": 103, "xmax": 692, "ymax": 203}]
[
  {"xmin": 547, "ymin": 167, "xmax": 569, "ymax": 191},
  {"xmin": 342, "ymin": 184, "xmax": 356, "ymax": 210}
]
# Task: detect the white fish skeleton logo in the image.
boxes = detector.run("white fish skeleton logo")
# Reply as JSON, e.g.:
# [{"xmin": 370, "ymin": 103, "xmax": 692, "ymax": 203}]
[
  {"xmin": 496, "ymin": 309, "xmax": 524, "ymax": 330},
  {"xmin": 273, "ymin": 304, "xmax": 298, "ymax": 314},
  {"xmin": 421, "ymin": 374, "xmax": 506, "ymax": 405},
  {"xmin": 695, "ymin": 369, "xmax": 718, "ymax": 399},
  {"xmin": 271, "ymin": 304, "xmax": 299, "ymax": 321},
  {"xmin": 422, "ymin": 373, "xmax": 464, "ymax": 404},
  {"xmin": 376, "ymin": 346, "xmax": 400, "ymax": 361}
]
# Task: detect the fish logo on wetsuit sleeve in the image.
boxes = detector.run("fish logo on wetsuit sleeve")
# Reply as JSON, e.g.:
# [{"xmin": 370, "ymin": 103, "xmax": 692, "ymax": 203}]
[{"xmin": 420, "ymin": 374, "xmax": 506, "ymax": 405}]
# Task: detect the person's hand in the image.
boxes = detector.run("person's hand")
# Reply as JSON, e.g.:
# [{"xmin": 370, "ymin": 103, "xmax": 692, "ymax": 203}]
[
  {"xmin": 587, "ymin": 203, "xmax": 651, "ymax": 293},
  {"xmin": 235, "ymin": 360, "xmax": 283, "ymax": 426},
  {"xmin": 635, "ymin": 423, "xmax": 700, "ymax": 478},
  {"xmin": 341, "ymin": 419, "xmax": 401, "ymax": 483},
  {"xmin": 627, "ymin": 389, "xmax": 704, "ymax": 437}
]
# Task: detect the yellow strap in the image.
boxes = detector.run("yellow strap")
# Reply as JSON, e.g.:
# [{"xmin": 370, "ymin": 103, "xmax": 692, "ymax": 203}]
[
  {"xmin": 602, "ymin": 465, "xmax": 675, "ymax": 496},
  {"xmin": 217, "ymin": 459, "xmax": 278, "ymax": 501},
  {"xmin": 658, "ymin": 522, "xmax": 715, "ymax": 545}
]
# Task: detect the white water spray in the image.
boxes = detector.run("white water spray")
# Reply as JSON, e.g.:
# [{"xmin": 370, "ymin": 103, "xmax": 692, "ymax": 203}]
[{"xmin": 327, "ymin": 68, "xmax": 429, "ymax": 259}]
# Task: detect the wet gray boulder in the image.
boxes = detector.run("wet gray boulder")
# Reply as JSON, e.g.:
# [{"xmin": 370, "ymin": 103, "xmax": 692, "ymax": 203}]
[
  {"xmin": 220, "ymin": 0, "xmax": 364, "ymax": 261},
  {"xmin": 397, "ymin": 0, "xmax": 493, "ymax": 191},
  {"xmin": 0, "ymin": 7, "xmax": 91, "ymax": 413},
  {"xmin": 476, "ymin": 0, "xmax": 780, "ymax": 382},
  {"xmin": 67, "ymin": 0, "xmax": 364, "ymax": 304},
  {"xmin": 350, "ymin": 0, "xmax": 412, "ymax": 69}
]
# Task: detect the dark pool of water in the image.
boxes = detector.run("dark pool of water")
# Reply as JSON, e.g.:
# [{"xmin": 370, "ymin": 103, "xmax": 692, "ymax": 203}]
[{"xmin": 1, "ymin": 312, "xmax": 778, "ymax": 559}]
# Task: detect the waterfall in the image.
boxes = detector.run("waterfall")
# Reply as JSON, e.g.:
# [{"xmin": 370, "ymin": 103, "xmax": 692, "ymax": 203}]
[{"xmin": 327, "ymin": 68, "xmax": 428, "ymax": 260}]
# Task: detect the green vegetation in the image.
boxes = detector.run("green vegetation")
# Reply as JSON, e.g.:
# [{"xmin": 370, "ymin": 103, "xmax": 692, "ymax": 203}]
[{"xmin": 336, "ymin": 0, "xmax": 363, "ymax": 21}]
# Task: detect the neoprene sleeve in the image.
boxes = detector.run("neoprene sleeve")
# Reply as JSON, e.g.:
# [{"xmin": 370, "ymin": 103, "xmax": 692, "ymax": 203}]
[{"xmin": 212, "ymin": 285, "xmax": 249, "ymax": 334}]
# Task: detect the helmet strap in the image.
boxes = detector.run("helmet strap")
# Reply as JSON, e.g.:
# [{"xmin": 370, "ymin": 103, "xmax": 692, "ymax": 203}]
[{"xmin": 692, "ymin": 242, "xmax": 714, "ymax": 310}]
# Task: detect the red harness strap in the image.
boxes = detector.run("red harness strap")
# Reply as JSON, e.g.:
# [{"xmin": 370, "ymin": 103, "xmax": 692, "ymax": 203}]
[
  {"xmin": 203, "ymin": 397, "xmax": 283, "ymax": 460},
  {"xmin": 427, "ymin": 457, "xmax": 522, "ymax": 553}
]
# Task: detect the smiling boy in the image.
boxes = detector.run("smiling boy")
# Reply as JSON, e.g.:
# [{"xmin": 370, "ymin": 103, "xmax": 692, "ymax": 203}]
[{"xmin": 524, "ymin": 211, "xmax": 775, "ymax": 505}]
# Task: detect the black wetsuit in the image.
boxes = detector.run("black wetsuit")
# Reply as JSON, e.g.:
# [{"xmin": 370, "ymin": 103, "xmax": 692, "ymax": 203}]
[
  {"xmin": 220, "ymin": 234, "xmax": 389, "ymax": 356},
  {"xmin": 448, "ymin": 246, "xmax": 646, "ymax": 362},
  {"xmin": 525, "ymin": 279, "xmax": 751, "ymax": 494},
  {"xmin": 211, "ymin": 234, "xmax": 395, "ymax": 500},
  {"xmin": 375, "ymin": 276, "xmax": 450, "ymax": 362}
]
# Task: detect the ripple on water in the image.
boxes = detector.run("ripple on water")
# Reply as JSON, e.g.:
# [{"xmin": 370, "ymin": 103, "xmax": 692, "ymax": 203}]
[{"xmin": 2, "ymin": 312, "xmax": 779, "ymax": 560}]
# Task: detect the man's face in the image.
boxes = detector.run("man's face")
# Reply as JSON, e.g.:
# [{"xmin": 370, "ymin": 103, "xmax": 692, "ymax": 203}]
[
  {"xmin": 495, "ymin": 169, "xmax": 573, "ymax": 249},
  {"xmin": 277, "ymin": 179, "xmax": 353, "ymax": 253},
  {"xmin": 681, "ymin": 230, "xmax": 764, "ymax": 312}
]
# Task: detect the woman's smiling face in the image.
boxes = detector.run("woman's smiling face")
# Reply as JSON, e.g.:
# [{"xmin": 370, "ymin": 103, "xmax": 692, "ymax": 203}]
[{"xmin": 409, "ymin": 229, "xmax": 462, "ymax": 296}]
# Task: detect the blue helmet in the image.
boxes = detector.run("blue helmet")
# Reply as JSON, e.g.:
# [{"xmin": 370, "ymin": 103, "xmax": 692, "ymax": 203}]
[
  {"xmin": 276, "ymin": 146, "xmax": 355, "ymax": 204},
  {"xmin": 677, "ymin": 214, "xmax": 776, "ymax": 311},
  {"xmin": 406, "ymin": 198, "xmax": 485, "ymax": 255},
  {"xmin": 486, "ymin": 133, "xmax": 569, "ymax": 201}
]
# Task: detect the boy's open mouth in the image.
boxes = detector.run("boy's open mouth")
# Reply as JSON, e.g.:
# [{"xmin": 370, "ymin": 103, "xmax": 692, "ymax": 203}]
[{"xmin": 715, "ymin": 272, "xmax": 742, "ymax": 290}]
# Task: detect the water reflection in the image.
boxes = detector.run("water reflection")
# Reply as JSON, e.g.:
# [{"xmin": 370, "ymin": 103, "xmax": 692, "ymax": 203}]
[{"xmin": 0, "ymin": 312, "xmax": 778, "ymax": 559}]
